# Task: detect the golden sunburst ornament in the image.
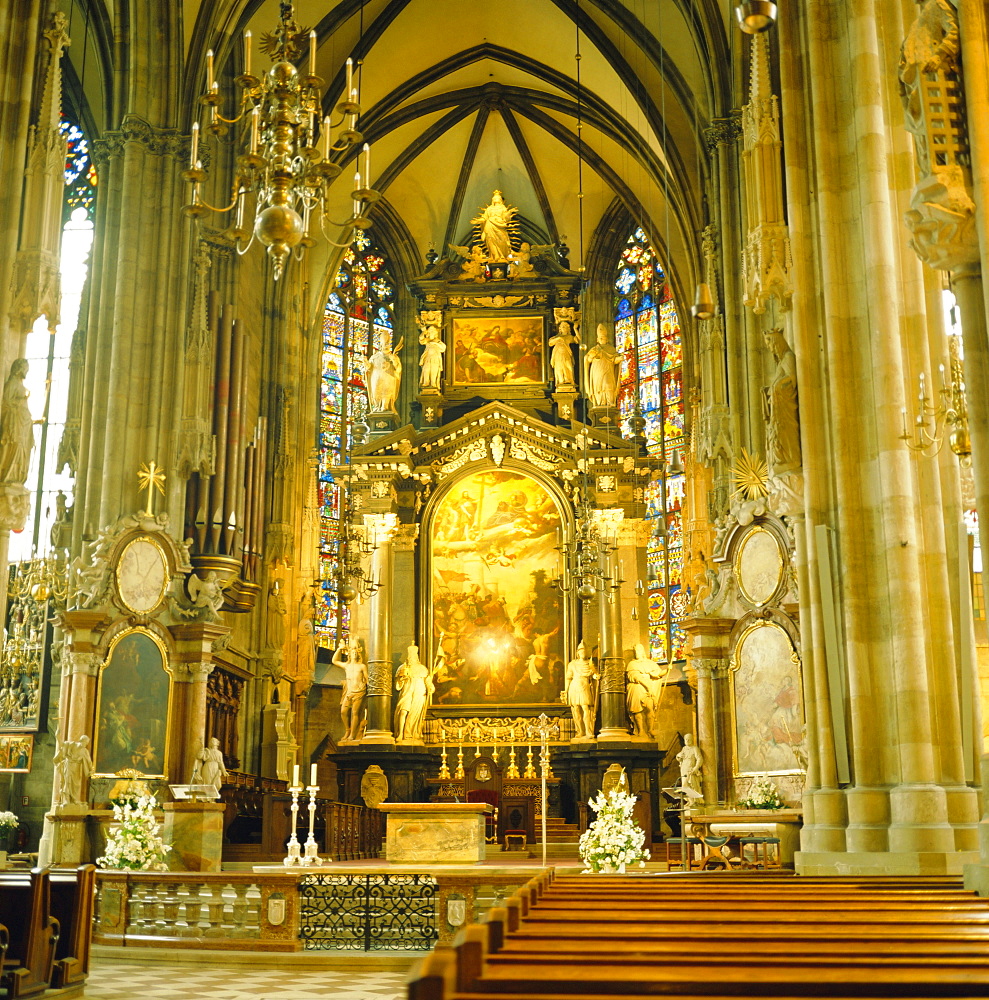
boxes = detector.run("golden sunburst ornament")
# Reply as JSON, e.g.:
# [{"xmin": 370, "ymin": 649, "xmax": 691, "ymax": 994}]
[{"xmin": 731, "ymin": 448, "xmax": 769, "ymax": 502}]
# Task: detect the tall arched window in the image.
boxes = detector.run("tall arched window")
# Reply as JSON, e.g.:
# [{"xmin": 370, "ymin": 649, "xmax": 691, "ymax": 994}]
[
  {"xmin": 613, "ymin": 227, "xmax": 685, "ymax": 663},
  {"xmin": 316, "ymin": 230, "xmax": 397, "ymax": 647}
]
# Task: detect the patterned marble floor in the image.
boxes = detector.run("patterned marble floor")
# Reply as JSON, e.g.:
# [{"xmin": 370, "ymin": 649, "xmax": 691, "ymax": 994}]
[{"xmin": 84, "ymin": 961, "xmax": 410, "ymax": 1000}]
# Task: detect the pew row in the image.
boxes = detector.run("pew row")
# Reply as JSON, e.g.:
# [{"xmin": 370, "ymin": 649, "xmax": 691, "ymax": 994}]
[{"xmin": 409, "ymin": 869, "xmax": 989, "ymax": 999}]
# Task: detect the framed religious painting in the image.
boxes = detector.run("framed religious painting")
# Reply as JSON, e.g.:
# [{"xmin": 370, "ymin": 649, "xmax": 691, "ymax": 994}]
[
  {"xmin": 93, "ymin": 628, "xmax": 172, "ymax": 778},
  {"xmin": 427, "ymin": 468, "xmax": 567, "ymax": 707},
  {"xmin": 450, "ymin": 315, "xmax": 545, "ymax": 386},
  {"xmin": 729, "ymin": 619, "xmax": 805, "ymax": 776},
  {"xmin": 0, "ymin": 734, "xmax": 34, "ymax": 772},
  {"xmin": 1, "ymin": 574, "xmax": 52, "ymax": 733}
]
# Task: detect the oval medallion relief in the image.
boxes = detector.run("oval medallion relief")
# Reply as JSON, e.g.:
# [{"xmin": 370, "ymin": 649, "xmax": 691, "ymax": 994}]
[{"xmin": 736, "ymin": 527, "xmax": 784, "ymax": 607}]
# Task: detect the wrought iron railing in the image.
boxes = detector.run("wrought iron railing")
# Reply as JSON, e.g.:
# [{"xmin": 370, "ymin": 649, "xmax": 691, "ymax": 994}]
[{"xmin": 299, "ymin": 873, "xmax": 438, "ymax": 951}]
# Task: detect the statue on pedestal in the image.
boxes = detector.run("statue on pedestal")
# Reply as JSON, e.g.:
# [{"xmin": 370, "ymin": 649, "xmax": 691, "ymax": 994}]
[
  {"xmin": 393, "ymin": 644, "xmax": 433, "ymax": 742},
  {"xmin": 470, "ymin": 190, "xmax": 518, "ymax": 261},
  {"xmin": 763, "ymin": 328, "xmax": 801, "ymax": 475},
  {"xmin": 563, "ymin": 641, "xmax": 598, "ymax": 740},
  {"xmin": 365, "ymin": 337, "xmax": 404, "ymax": 413},
  {"xmin": 548, "ymin": 318, "xmax": 579, "ymax": 388},
  {"xmin": 676, "ymin": 733, "xmax": 704, "ymax": 801},
  {"xmin": 334, "ymin": 639, "xmax": 367, "ymax": 743},
  {"xmin": 266, "ymin": 580, "xmax": 287, "ymax": 651},
  {"xmin": 53, "ymin": 735, "xmax": 93, "ymax": 807},
  {"xmin": 418, "ymin": 325, "xmax": 446, "ymax": 391},
  {"xmin": 0, "ymin": 359, "xmax": 34, "ymax": 486},
  {"xmin": 190, "ymin": 737, "xmax": 228, "ymax": 796},
  {"xmin": 625, "ymin": 644, "xmax": 668, "ymax": 739},
  {"xmin": 583, "ymin": 324, "xmax": 621, "ymax": 409}
]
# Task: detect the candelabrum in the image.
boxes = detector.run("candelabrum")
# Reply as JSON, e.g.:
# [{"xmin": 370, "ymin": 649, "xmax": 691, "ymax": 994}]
[
  {"xmin": 183, "ymin": 3, "xmax": 379, "ymax": 279},
  {"xmin": 557, "ymin": 498, "xmax": 620, "ymax": 605},
  {"xmin": 900, "ymin": 335, "xmax": 971, "ymax": 465},
  {"xmin": 438, "ymin": 731, "xmax": 451, "ymax": 780},
  {"xmin": 523, "ymin": 744, "xmax": 536, "ymax": 779},
  {"xmin": 506, "ymin": 745, "xmax": 520, "ymax": 779},
  {"xmin": 454, "ymin": 742, "xmax": 465, "ymax": 779},
  {"xmin": 329, "ymin": 513, "xmax": 380, "ymax": 605},
  {"xmin": 282, "ymin": 781, "xmax": 304, "ymax": 866},
  {"xmin": 302, "ymin": 782, "xmax": 323, "ymax": 866}
]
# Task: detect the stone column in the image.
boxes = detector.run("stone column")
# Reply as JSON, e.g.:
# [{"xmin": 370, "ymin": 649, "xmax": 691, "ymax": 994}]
[
  {"xmin": 593, "ymin": 511, "xmax": 626, "ymax": 741},
  {"xmin": 168, "ymin": 623, "xmax": 229, "ymax": 784},
  {"xmin": 362, "ymin": 513, "xmax": 398, "ymax": 745}
]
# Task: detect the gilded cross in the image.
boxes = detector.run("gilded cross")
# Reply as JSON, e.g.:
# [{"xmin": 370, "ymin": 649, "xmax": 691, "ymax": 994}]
[{"xmin": 138, "ymin": 462, "xmax": 166, "ymax": 516}]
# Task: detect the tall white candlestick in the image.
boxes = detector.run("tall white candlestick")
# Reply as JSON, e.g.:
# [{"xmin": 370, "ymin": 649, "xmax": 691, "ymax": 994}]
[
  {"xmin": 292, "ymin": 763, "xmax": 300, "ymax": 787},
  {"xmin": 310, "ymin": 762, "xmax": 318, "ymax": 786}
]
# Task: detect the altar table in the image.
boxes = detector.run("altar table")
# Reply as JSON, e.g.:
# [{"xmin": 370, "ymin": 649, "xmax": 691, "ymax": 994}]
[{"xmin": 379, "ymin": 802, "xmax": 494, "ymax": 863}]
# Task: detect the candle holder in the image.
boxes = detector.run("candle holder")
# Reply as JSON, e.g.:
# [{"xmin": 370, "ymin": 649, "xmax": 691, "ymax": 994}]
[
  {"xmin": 523, "ymin": 744, "xmax": 536, "ymax": 779},
  {"xmin": 282, "ymin": 782, "xmax": 304, "ymax": 866},
  {"xmin": 506, "ymin": 745, "xmax": 520, "ymax": 779},
  {"xmin": 438, "ymin": 731, "xmax": 451, "ymax": 780},
  {"xmin": 454, "ymin": 742, "xmax": 465, "ymax": 779},
  {"xmin": 301, "ymin": 783, "xmax": 323, "ymax": 866}
]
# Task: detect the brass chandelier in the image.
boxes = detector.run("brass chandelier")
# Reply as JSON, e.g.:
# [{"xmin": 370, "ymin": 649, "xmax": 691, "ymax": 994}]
[{"xmin": 183, "ymin": 3, "xmax": 378, "ymax": 279}]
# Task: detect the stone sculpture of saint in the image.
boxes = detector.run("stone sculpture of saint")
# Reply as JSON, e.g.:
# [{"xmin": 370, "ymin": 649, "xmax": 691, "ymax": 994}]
[
  {"xmin": 562, "ymin": 641, "xmax": 598, "ymax": 740},
  {"xmin": 366, "ymin": 337, "xmax": 404, "ymax": 413},
  {"xmin": 266, "ymin": 580, "xmax": 287, "ymax": 651},
  {"xmin": 763, "ymin": 328, "xmax": 801, "ymax": 474},
  {"xmin": 393, "ymin": 644, "xmax": 433, "ymax": 742},
  {"xmin": 418, "ymin": 326, "xmax": 446, "ymax": 391},
  {"xmin": 334, "ymin": 638, "xmax": 368, "ymax": 743},
  {"xmin": 190, "ymin": 737, "xmax": 228, "ymax": 796},
  {"xmin": 676, "ymin": 733, "xmax": 704, "ymax": 800},
  {"xmin": 625, "ymin": 644, "xmax": 668, "ymax": 740},
  {"xmin": 470, "ymin": 190, "xmax": 517, "ymax": 261},
  {"xmin": 0, "ymin": 358, "xmax": 34, "ymax": 486},
  {"xmin": 53, "ymin": 734, "xmax": 94, "ymax": 807},
  {"xmin": 548, "ymin": 319, "xmax": 578, "ymax": 388},
  {"xmin": 583, "ymin": 324, "xmax": 622, "ymax": 409}
]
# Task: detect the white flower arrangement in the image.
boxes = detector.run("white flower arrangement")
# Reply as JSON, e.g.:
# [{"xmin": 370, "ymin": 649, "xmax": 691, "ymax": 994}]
[
  {"xmin": 0, "ymin": 810, "xmax": 18, "ymax": 835},
  {"xmin": 96, "ymin": 794, "xmax": 171, "ymax": 871},
  {"xmin": 578, "ymin": 785, "xmax": 649, "ymax": 874},
  {"xmin": 738, "ymin": 774, "xmax": 784, "ymax": 810}
]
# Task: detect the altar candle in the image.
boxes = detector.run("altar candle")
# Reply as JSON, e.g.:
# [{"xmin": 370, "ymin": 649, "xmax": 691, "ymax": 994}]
[
  {"xmin": 310, "ymin": 762, "xmax": 318, "ymax": 786},
  {"xmin": 292, "ymin": 763, "xmax": 300, "ymax": 786}
]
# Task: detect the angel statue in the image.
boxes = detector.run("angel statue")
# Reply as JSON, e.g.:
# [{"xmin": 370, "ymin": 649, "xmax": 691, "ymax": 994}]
[
  {"xmin": 172, "ymin": 570, "xmax": 225, "ymax": 621},
  {"xmin": 447, "ymin": 242, "xmax": 488, "ymax": 282}
]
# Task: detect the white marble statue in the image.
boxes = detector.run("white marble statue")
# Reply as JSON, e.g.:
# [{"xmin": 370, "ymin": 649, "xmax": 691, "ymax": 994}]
[
  {"xmin": 548, "ymin": 319, "xmax": 579, "ymax": 387},
  {"xmin": 763, "ymin": 328, "xmax": 801, "ymax": 474},
  {"xmin": 562, "ymin": 641, "xmax": 598, "ymax": 740},
  {"xmin": 365, "ymin": 337, "xmax": 404, "ymax": 413},
  {"xmin": 583, "ymin": 324, "xmax": 622, "ymax": 408},
  {"xmin": 53, "ymin": 735, "xmax": 94, "ymax": 806},
  {"xmin": 393, "ymin": 644, "xmax": 433, "ymax": 742},
  {"xmin": 625, "ymin": 643, "xmax": 669, "ymax": 739},
  {"xmin": 190, "ymin": 737, "xmax": 228, "ymax": 796},
  {"xmin": 676, "ymin": 733, "xmax": 704, "ymax": 800},
  {"xmin": 0, "ymin": 359, "xmax": 34, "ymax": 486},
  {"xmin": 418, "ymin": 325, "xmax": 446, "ymax": 391},
  {"xmin": 334, "ymin": 638, "xmax": 368, "ymax": 743},
  {"xmin": 470, "ymin": 190, "xmax": 517, "ymax": 261}
]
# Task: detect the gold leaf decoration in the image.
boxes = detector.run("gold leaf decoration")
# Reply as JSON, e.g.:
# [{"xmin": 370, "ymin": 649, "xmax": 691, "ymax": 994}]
[{"xmin": 731, "ymin": 448, "xmax": 769, "ymax": 501}]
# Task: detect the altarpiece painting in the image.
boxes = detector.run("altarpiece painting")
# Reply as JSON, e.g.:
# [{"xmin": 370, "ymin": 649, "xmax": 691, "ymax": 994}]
[
  {"xmin": 451, "ymin": 316, "xmax": 544, "ymax": 385},
  {"xmin": 730, "ymin": 620, "xmax": 805, "ymax": 775},
  {"xmin": 429, "ymin": 469, "xmax": 565, "ymax": 706},
  {"xmin": 94, "ymin": 628, "xmax": 171, "ymax": 777}
]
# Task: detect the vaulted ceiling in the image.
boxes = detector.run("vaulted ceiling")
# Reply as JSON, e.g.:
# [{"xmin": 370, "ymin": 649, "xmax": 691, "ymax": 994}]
[{"xmin": 63, "ymin": 0, "xmax": 741, "ymax": 300}]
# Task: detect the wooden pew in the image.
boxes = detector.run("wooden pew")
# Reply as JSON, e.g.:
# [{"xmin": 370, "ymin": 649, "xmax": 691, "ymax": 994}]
[
  {"xmin": 0, "ymin": 869, "xmax": 59, "ymax": 999},
  {"xmin": 409, "ymin": 870, "xmax": 989, "ymax": 1000},
  {"xmin": 48, "ymin": 864, "xmax": 96, "ymax": 988}
]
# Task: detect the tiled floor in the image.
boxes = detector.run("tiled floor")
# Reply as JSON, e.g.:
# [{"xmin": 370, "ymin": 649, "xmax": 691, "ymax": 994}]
[{"xmin": 85, "ymin": 961, "xmax": 410, "ymax": 1000}]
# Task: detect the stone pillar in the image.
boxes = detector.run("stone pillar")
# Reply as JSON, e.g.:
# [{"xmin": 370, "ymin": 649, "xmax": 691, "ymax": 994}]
[
  {"xmin": 593, "ymin": 511, "xmax": 626, "ymax": 741},
  {"xmin": 168, "ymin": 623, "xmax": 228, "ymax": 784},
  {"xmin": 362, "ymin": 513, "xmax": 399, "ymax": 745}
]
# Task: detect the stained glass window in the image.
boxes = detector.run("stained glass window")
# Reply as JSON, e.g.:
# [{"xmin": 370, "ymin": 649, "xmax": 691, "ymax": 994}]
[
  {"xmin": 60, "ymin": 119, "xmax": 97, "ymax": 220},
  {"xmin": 317, "ymin": 231, "xmax": 397, "ymax": 648},
  {"xmin": 613, "ymin": 227, "xmax": 684, "ymax": 662}
]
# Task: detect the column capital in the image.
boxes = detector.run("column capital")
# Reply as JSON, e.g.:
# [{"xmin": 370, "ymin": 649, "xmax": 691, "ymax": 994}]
[
  {"xmin": 392, "ymin": 523, "xmax": 419, "ymax": 552},
  {"xmin": 363, "ymin": 512, "xmax": 399, "ymax": 546}
]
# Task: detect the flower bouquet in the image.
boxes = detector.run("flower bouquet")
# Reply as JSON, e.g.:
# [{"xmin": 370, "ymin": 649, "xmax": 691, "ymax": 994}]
[
  {"xmin": 0, "ymin": 810, "xmax": 18, "ymax": 851},
  {"xmin": 97, "ymin": 794, "xmax": 170, "ymax": 871},
  {"xmin": 737, "ymin": 774, "xmax": 784, "ymax": 810},
  {"xmin": 578, "ymin": 784, "xmax": 649, "ymax": 873}
]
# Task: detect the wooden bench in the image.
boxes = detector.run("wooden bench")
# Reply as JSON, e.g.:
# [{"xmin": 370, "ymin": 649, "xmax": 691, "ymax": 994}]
[
  {"xmin": 48, "ymin": 865, "xmax": 96, "ymax": 988},
  {"xmin": 0, "ymin": 869, "xmax": 59, "ymax": 999},
  {"xmin": 409, "ymin": 869, "xmax": 989, "ymax": 999}
]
